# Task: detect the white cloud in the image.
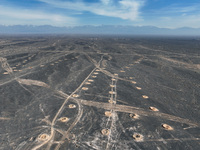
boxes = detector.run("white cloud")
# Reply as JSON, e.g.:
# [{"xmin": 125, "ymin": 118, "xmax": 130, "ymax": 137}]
[
  {"xmin": 101, "ymin": 0, "xmax": 111, "ymax": 5},
  {"xmin": 149, "ymin": 3, "xmax": 200, "ymax": 16},
  {"xmin": 164, "ymin": 5, "xmax": 199, "ymax": 13},
  {"xmin": 38, "ymin": 0, "xmax": 144, "ymax": 21},
  {"xmin": 0, "ymin": 5, "xmax": 77, "ymax": 26},
  {"xmin": 136, "ymin": 2, "xmax": 200, "ymax": 28}
]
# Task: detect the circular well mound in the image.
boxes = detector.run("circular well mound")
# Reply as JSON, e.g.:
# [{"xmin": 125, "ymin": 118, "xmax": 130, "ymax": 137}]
[
  {"xmin": 132, "ymin": 133, "xmax": 144, "ymax": 142},
  {"xmin": 59, "ymin": 117, "xmax": 69, "ymax": 122},
  {"xmin": 37, "ymin": 134, "xmax": 50, "ymax": 141},
  {"xmin": 69, "ymin": 104, "xmax": 76, "ymax": 108},
  {"xmin": 149, "ymin": 106, "xmax": 159, "ymax": 111},
  {"xmin": 162, "ymin": 124, "xmax": 174, "ymax": 130},
  {"xmin": 101, "ymin": 129, "xmax": 110, "ymax": 136}
]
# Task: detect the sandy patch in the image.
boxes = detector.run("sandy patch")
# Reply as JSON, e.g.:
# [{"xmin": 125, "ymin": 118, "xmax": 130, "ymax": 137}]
[
  {"xmin": 110, "ymin": 85, "xmax": 115, "ymax": 88},
  {"xmin": 101, "ymin": 129, "xmax": 110, "ymax": 136},
  {"xmin": 109, "ymin": 91, "xmax": 116, "ymax": 94},
  {"xmin": 85, "ymin": 82, "xmax": 91, "ymax": 85},
  {"xmin": 131, "ymin": 81, "xmax": 137, "ymax": 84},
  {"xmin": 142, "ymin": 95, "xmax": 148, "ymax": 99},
  {"xmin": 132, "ymin": 133, "xmax": 144, "ymax": 142},
  {"xmin": 129, "ymin": 113, "xmax": 140, "ymax": 119},
  {"xmin": 105, "ymin": 111, "xmax": 112, "ymax": 117},
  {"xmin": 136, "ymin": 87, "xmax": 142, "ymax": 90},
  {"xmin": 59, "ymin": 117, "xmax": 69, "ymax": 122},
  {"xmin": 88, "ymin": 79, "xmax": 94, "ymax": 82},
  {"xmin": 72, "ymin": 94, "xmax": 80, "ymax": 97},
  {"xmin": 69, "ymin": 104, "xmax": 76, "ymax": 108},
  {"xmin": 82, "ymin": 87, "xmax": 88, "ymax": 90},
  {"xmin": 37, "ymin": 134, "xmax": 50, "ymax": 141},
  {"xmin": 162, "ymin": 124, "xmax": 173, "ymax": 130},
  {"xmin": 149, "ymin": 106, "xmax": 159, "ymax": 111}
]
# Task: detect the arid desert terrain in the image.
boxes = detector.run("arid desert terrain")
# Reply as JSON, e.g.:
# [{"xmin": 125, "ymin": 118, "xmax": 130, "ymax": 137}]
[{"xmin": 0, "ymin": 36, "xmax": 200, "ymax": 150}]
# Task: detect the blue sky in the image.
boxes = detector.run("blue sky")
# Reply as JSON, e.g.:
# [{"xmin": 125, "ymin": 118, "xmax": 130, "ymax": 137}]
[{"xmin": 0, "ymin": 0, "xmax": 200, "ymax": 28}]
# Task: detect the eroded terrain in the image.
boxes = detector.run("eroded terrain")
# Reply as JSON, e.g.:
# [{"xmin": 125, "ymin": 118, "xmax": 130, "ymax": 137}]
[{"xmin": 0, "ymin": 36, "xmax": 200, "ymax": 150}]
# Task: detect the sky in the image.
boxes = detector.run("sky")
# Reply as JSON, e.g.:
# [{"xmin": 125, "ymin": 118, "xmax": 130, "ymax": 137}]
[{"xmin": 0, "ymin": 0, "xmax": 200, "ymax": 28}]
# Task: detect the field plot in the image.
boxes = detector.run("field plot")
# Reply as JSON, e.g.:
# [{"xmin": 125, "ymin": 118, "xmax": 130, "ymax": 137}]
[{"xmin": 0, "ymin": 36, "xmax": 200, "ymax": 150}]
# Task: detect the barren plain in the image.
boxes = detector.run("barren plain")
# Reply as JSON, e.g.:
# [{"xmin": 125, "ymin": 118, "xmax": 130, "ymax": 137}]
[{"xmin": 0, "ymin": 36, "xmax": 200, "ymax": 150}]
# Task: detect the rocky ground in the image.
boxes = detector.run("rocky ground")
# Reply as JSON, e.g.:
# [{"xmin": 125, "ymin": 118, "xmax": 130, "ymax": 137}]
[{"xmin": 0, "ymin": 36, "xmax": 200, "ymax": 150}]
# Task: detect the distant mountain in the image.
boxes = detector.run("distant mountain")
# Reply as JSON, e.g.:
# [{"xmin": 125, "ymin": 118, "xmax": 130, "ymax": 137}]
[{"xmin": 0, "ymin": 25, "xmax": 200, "ymax": 36}]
